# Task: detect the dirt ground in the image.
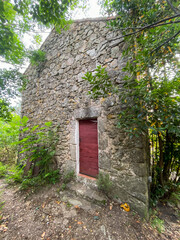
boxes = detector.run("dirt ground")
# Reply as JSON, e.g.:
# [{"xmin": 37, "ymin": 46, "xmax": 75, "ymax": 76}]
[{"xmin": 0, "ymin": 179, "xmax": 179, "ymax": 240}]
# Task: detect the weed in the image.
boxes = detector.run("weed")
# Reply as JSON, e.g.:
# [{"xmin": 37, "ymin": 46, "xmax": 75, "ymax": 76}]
[
  {"xmin": 61, "ymin": 183, "xmax": 66, "ymax": 191},
  {"xmin": 97, "ymin": 172, "xmax": 113, "ymax": 196},
  {"xmin": 149, "ymin": 208, "xmax": 165, "ymax": 233},
  {"xmin": 63, "ymin": 170, "xmax": 75, "ymax": 184},
  {"xmin": 66, "ymin": 201, "xmax": 72, "ymax": 208},
  {"xmin": 151, "ymin": 216, "xmax": 165, "ymax": 233},
  {"xmin": 29, "ymin": 49, "xmax": 46, "ymax": 66}
]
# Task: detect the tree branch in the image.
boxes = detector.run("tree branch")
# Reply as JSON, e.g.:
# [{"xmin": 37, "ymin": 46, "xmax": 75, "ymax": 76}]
[
  {"xmin": 116, "ymin": 20, "xmax": 180, "ymax": 30},
  {"xmin": 115, "ymin": 14, "xmax": 180, "ymax": 39},
  {"xmin": 150, "ymin": 30, "xmax": 180, "ymax": 54},
  {"xmin": 166, "ymin": 0, "xmax": 180, "ymax": 14}
]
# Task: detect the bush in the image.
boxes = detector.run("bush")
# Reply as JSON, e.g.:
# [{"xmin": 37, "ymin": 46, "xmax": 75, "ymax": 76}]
[
  {"xmin": 0, "ymin": 162, "xmax": 8, "ymax": 178},
  {"xmin": 97, "ymin": 172, "xmax": 113, "ymax": 196}
]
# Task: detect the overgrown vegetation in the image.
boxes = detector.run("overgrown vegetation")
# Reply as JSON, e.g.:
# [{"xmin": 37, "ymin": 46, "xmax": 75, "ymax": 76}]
[
  {"xmin": 0, "ymin": 114, "xmax": 21, "ymax": 164},
  {"xmin": 0, "ymin": 114, "xmax": 61, "ymax": 190},
  {"xmin": 84, "ymin": 0, "xmax": 180, "ymax": 207}
]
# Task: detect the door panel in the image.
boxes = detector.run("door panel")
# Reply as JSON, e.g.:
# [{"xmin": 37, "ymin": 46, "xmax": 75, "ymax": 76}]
[{"xmin": 79, "ymin": 119, "xmax": 98, "ymax": 177}]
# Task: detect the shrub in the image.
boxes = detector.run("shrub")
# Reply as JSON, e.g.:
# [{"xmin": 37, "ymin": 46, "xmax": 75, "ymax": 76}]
[{"xmin": 97, "ymin": 172, "xmax": 113, "ymax": 196}]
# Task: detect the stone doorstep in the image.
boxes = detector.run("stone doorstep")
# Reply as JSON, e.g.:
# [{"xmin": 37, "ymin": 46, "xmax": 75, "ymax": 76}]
[
  {"xmin": 58, "ymin": 182, "xmax": 108, "ymax": 214},
  {"xmin": 67, "ymin": 182, "xmax": 108, "ymax": 203},
  {"xmin": 59, "ymin": 186, "xmax": 105, "ymax": 215}
]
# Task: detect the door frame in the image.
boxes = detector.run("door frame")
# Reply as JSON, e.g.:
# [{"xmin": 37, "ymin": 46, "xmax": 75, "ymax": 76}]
[{"xmin": 75, "ymin": 118, "xmax": 99, "ymax": 177}]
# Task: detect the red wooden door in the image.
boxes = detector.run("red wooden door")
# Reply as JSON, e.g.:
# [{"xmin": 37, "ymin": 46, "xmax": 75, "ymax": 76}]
[{"xmin": 79, "ymin": 119, "xmax": 98, "ymax": 177}]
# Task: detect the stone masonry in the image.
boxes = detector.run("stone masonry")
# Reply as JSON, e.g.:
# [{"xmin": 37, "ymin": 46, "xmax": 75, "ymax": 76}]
[{"xmin": 22, "ymin": 17, "xmax": 150, "ymax": 217}]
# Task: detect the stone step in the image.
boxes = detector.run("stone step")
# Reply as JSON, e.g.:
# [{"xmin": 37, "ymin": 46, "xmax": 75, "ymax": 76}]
[
  {"xmin": 66, "ymin": 182, "xmax": 108, "ymax": 204},
  {"xmin": 60, "ymin": 192, "xmax": 101, "ymax": 215}
]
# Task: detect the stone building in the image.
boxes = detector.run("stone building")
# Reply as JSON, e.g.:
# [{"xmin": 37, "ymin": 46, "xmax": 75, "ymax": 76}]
[{"xmin": 22, "ymin": 17, "xmax": 150, "ymax": 217}]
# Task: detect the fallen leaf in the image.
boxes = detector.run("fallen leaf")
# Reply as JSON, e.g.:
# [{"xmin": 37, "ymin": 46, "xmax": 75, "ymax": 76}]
[
  {"xmin": 56, "ymin": 201, "xmax": 61, "ymax": 204},
  {"xmin": 41, "ymin": 232, "xmax": 45, "ymax": 238},
  {"xmin": 74, "ymin": 205, "xmax": 79, "ymax": 209},
  {"xmin": 42, "ymin": 202, "xmax": 46, "ymax": 208},
  {"xmin": 77, "ymin": 221, "xmax": 83, "ymax": 225}
]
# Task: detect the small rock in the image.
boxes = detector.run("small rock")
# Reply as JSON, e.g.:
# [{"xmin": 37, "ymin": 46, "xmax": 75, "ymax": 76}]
[{"xmin": 94, "ymin": 216, "xmax": 99, "ymax": 220}]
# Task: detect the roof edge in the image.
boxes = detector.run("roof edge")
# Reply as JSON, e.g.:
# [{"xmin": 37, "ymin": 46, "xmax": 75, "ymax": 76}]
[{"xmin": 72, "ymin": 16, "xmax": 118, "ymax": 23}]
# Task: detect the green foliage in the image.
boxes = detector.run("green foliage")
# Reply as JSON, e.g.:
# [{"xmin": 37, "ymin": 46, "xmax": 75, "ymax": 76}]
[
  {"xmin": 0, "ymin": 117, "xmax": 60, "ymax": 190},
  {"xmin": 6, "ymin": 165, "xmax": 23, "ymax": 184},
  {"xmin": 63, "ymin": 170, "xmax": 75, "ymax": 184},
  {"xmin": 150, "ymin": 184, "xmax": 170, "ymax": 207},
  {"xmin": 20, "ymin": 169, "xmax": 60, "ymax": 190},
  {"xmin": 28, "ymin": 50, "xmax": 46, "ymax": 66},
  {"xmin": 89, "ymin": 0, "xmax": 180, "ymax": 204},
  {"xmin": 0, "ymin": 68, "xmax": 27, "ymax": 121},
  {"xmin": 0, "ymin": 69, "xmax": 28, "ymax": 98},
  {"xmin": 0, "ymin": 99, "xmax": 12, "ymax": 122},
  {"xmin": 97, "ymin": 172, "xmax": 113, "ymax": 195},
  {"xmin": 0, "ymin": 0, "xmax": 78, "ymax": 64},
  {"xmin": 0, "ymin": 162, "xmax": 8, "ymax": 178},
  {"xmin": 0, "ymin": 114, "xmax": 21, "ymax": 164},
  {"xmin": 16, "ymin": 119, "xmax": 60, "ymax": 190},
  {"xmin": 43, "ymin": 169, "xmax": 60, "ymax": 184},
  {"xmin": 83, "ymin": 65, "xmax": 113, "ymax": 99},
  {"xmin": 169, "ymin": 191, "xmax": 180, "ymax": 207},
  {"xmin": 150, "ymin": 211, "xmax": 165, "ymax": 233},
  {"xmin": 0, "ymin": 0, "xmax": 79, "ymax": 119}
]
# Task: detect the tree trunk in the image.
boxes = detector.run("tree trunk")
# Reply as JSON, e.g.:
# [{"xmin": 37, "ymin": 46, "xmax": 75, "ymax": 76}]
[{"xmin": 158, "ymin": 132, "xmax": 164, "ymax": 186}]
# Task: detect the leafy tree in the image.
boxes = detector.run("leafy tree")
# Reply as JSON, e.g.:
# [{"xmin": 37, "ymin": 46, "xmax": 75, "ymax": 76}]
[
  {"xmin": 0, "ymin": 114, "xmax": 21, "ymax": 163},
  {"xmin": 0, "ymin": 0, "xmax": 79, "ymax": 119},
  {"xmin": 85, "ymin": 0, "xmax": 180, "ymax": 201}
]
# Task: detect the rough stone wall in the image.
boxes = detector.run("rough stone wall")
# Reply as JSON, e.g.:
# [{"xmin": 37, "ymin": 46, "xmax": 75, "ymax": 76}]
[{"xmin": 22, "ymin": 17, "xmax": 149, "ymax": 217}]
